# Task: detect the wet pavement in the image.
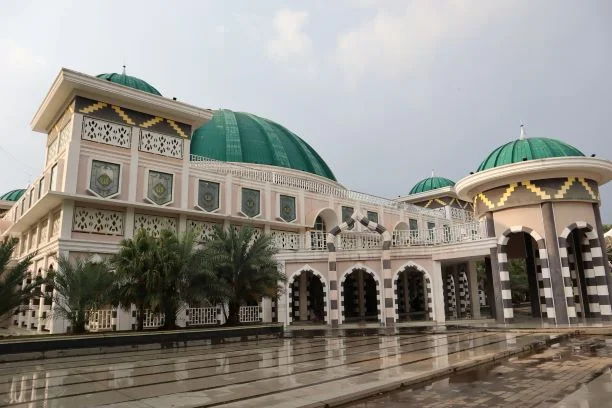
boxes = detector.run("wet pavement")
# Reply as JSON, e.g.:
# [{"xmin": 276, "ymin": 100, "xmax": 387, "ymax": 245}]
[
  {"xmin": 346, "ymin": 335, "xmax": 612, "ymax": 408},
  {"xmin": 2, "ymin": 330, "xmax": 548, "ymax": 407}
]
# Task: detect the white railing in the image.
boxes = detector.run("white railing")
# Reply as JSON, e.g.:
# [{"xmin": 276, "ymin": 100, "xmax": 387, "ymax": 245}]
[
  {"xmin": 142, "ymin": 310, "xmax": 165, "ymax": 329},
  {"xmin": 239, "ymin": 306, "xmax": 261, "ymax": 323},
  {"xmin": 310, "ymin": 231, "xmax": 328, "ymax": 251},
  {"xmin": 88, "ymin": 309, "xmax": 113, "ymax": 332},
  {"xmin": 190, "ymin": 154, "xmax": 448, "ymax": 219},
  {"xmin": 187, "ymin": 307, "xmax": 219, "ymax": 326},
  {"xmin": 338, "ymin": 232, "xmax": 382, "ymax": 250},
  {"xmin": 271, "ymin": 231, "xmax": 304, "ymax": 250},
  {"xmin": 392, "ymin": 219, "xmax": 490, "ymax": 247}
]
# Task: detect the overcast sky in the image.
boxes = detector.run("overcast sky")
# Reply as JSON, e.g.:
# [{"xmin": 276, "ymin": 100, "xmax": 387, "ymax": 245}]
[{"xmin": 1, "ymin": 1, "xmax": 611, "ymax": 219}]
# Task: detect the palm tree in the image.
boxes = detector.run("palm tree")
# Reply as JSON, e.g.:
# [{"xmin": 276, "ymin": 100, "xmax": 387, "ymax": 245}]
[
  {"xmin": 150, "ymin": 229, "xmax": 217, "ymax": 330},
  {"xmin": 52, "ymin": 256, "xmax": 115, "ymax": 333},
  {"xmin": 204, "ymin": 225, "xmax": 285, "ymax": 325},
  {"xmin": 110, "ymin": 229, "xmax": 157, "ymax": 331},
  {"xmin": 0, "ymin": 238, "xmax": 44, "ymax": 319}
]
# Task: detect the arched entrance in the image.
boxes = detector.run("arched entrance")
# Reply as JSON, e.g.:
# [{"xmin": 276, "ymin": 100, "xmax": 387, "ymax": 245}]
[
  {"xmin": 559, "ymin": 222, "xmax": 612, "ymax": 322},
  {"xmin": 498, "ymin": 227, "xmax": 553, "ymax": 323},
  {"xmin": 394, "ymin": 265, "xmax": 432, "ymax": 322},
  {"xmin": 288, "ymin": 269, "xmax": 328, "ymax": 324},
  {"xmin": 340, "ymin": 268, "xmax": 380, "ymax": 323}
]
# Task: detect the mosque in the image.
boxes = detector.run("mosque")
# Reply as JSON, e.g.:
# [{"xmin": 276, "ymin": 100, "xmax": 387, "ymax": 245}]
[{"xmin": 2, "ymin": 68, "xmax": 611, "ymax": 333}]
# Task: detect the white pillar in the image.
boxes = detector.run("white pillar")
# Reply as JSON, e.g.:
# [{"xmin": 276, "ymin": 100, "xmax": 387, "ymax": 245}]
[
  {"xmin": 432, "ymin": 260, "xmax": 446, "ymax": 323},
  {"xmin": 299, "ymin": 272, "xmax": 308, "ymax": 321},
  {"xmin": 467, "ymin": 260, "xmax": 481, "ymax": 319},
  {"xmin": 262, "ymin": 297, "xmax": 272, "ymax": 323}
]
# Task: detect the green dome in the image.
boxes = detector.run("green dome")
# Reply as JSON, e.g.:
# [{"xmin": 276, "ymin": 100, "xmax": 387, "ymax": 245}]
[
  {"xmin": 0, "ymin": 189, "xmax": 25, "ymax": 202},
  {"xmin": 96, "ymin": 73, "xmax": 161, "ymax": 96},
  {"xmin": 478, "ymin": 137, "xmax": 584, "ymax": 172},
  {"xmin": 191, "ymin": 110, "xmax": 336, "ymax": 181},
  {"xmin": 409, "ymin": 177, "xmax": 455, "ymax": 195}
]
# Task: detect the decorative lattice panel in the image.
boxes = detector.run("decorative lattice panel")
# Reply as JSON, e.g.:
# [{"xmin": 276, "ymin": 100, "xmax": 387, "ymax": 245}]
[
  {"xmin": 188, "ymin": 220, "xmax": 219, "ymax": 242},
  {"xmin": 51, "ymin": 211, "xmax": 61, "ymax": 237},
  {"xmin": 46, "ymin": 138, "xmax": 58, "ymax": 165},
  {"xmin": 57, "ymin": 120, "xmax": 72, "ymax": 153},
  {"xmin": 39, "ymin": 221, "xmax": 48, "ymax": 245},
  {"xmin": 271, "ymin": 230, "xmax": 301, "ymax": 250},
  {"xmin": 139, "ymin": 130, "xmax": 183, "ymax": 159},
  {"xmin": 82, "ymin": 116, "xmax": 132, "ymax": 148},
  {"xmin": 73, "ymin": 207, "xmax": 125, "ymax": 236},
  {"xmin": 134, "ymin": 214, "xmax": 177, "ymax": 237}
]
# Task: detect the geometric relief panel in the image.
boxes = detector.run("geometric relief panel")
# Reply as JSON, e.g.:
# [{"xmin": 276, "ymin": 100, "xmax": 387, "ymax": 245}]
[
  {"xmin": 147, "ymin": 170, "xmax": 173, "ymax": 205},
  {"xmin": 139, "ymin": 130, "xmax": 183, "ymax": 159},
  {"xmin": 197, "ymin": 180, "xmax": 220, "ymax": 212},
  {"xmin": 90, "ymin": 160, "xmax": 121, "ymax": 198},
  {"xmin": 241, "ymin": 188, "xmax": 260, "ymax": 218},
  {"xmin": 73, "ymin": 207, "xmax": 124, "ymax": 236},
  {"xmin": 82, "ymin": 116, "xmax": 132, "ymax": 148},
  {"xmin": 188, "ymin": 220, "xmax": 220, "ymax": 242},
  {"xmin": 279, "ymin": 195, "xmax": 296, "ymax": 222},
  {"xmin": 134, "ymin": 214, "xmax": 177, "ymax": 237}
]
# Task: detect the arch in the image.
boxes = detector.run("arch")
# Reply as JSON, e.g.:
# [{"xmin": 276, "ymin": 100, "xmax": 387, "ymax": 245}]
[
  {"xmin": 558, "ymin": 221, "xmax": 610, "ymax": 321},
  {"xmin": 310, "ymin": 208, "xmax": 338, "ymax": 232},
  {"xmin": 338, "ymin": 263, "xmax": 382, "ymax": 324},
  {"xmin": 287, "ymin": 265, "xmax": 329, "ymax": 324},
  {"xmin": 392, "ymin": 261, "xmax": 434, "ymax": 322},
  {"xmin": 393, "ymin": 221, "xmax": 410, "ymax": 231},
  {"xmin": 497, "ymin": 226, "xmax": 553, "ymax": 324}
]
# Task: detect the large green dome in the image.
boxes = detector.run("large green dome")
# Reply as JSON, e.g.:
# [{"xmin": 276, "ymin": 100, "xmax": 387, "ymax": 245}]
[
  {"xmin": 96, "ymin": 73, "xmax": 161, "ymax": 96},
  {"xmin": 477, "ymin": 137, "xmax": 584, "ymax": 172},
  {"xmin": 0, "ymin": 189, "xmax": 25, "ymax": 202},
  {"xmin": 409, "ymin": 176, "xmax": 455, "ymax": 195},
  {"xmin": 191, "ymin": 110, "xmax": 336, "ymax": 181}
]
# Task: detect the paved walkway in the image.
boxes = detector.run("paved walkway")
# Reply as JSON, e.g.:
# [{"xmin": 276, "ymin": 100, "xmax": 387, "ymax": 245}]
[
  {"xmin": 2, "ymin": 330, "xmax": 547, "ymax": 407},
  {"xmin": 347, "ymin": 336, "xmax": 612, "ymax": 408}
]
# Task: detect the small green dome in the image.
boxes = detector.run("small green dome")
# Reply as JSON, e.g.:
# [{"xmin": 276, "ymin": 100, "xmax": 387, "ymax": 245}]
[
  {"xmin": 409, "ymin": 177, "xmax": 455, "ymax": 195},
  {"xmin": 478, "ymin": 137, "xmax": 584, "ymax": 172},
  {"xmin": 191, "ymin": 110, "xmax": 336, "ymax": 181},
  {"xmin": 96, "ymin": 73, "xmax": 161, "ymax": 96},
  {"xmin": 0, "ymin": 189, "xmax": 25, "ymax": 202}
]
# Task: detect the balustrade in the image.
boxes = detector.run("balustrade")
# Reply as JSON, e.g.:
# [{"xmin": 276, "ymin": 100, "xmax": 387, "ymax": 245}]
[
  {"xmin": 239, "ymin": 306, "xmax": 261, "ymax": 323},
  {"xmin": 88, "ymin": 309, "xmax": 113, "ymax": 332},
  {"xmin": 187, "ymin": 307, "xmax": 219, "ymax": 326}
]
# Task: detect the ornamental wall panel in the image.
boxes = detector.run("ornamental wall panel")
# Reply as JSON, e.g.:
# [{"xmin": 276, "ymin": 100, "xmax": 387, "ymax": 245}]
[
  {"xmin": 271, "ymin": 230, "xmax": 301, "ymax": 250},
  {"xmin": 134, "ymin": 214, "xmax": 177, "ymax": 237},
  {"xmin": 139, "ymin": 130, "xmax": 183, "ymax": 159},
  {"xmin": 241, "ymin": 188, "xmax": 260, "ymax": 217},
  {"xmin": 73, "ymin": 207, "xmax": 125, "ymax": 236},
  {"xmin": 147, "ymin": 171, "xmax": 173, "ymax": 205},
  {"xmin": 197, "ymin": 180, "xmax": 220, "ymax": 212},
  {"xmin": 279, "ymin": 195, "xmax": 296, "ymax": 222},
  {"xmin": 89, "ymin": 160, "xmax": 121, "ymax": 198},
  {"xmin": 81, "ymin": 116, "xmax": 132, "ymax": 148},
  {"xmin": 188, "ymin": 220, "xmax": 220, "ymax": 242}
]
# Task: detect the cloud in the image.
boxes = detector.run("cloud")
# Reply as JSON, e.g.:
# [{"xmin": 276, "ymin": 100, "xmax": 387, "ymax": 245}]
[
  {"xmin": 333, "ymin": 1, "xmax": 508, "ymax": 86},
  {"xmin": 0, "ymin": 40, "xmax": 46, "ymax": 75},
  {"xmin": 266, "ymin": 9, "xmax": 316, "ymax": 75}
]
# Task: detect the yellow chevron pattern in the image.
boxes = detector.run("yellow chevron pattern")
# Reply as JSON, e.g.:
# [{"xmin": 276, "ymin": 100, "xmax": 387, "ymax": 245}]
[
  {"xmin": 554, "ymin": 177, "xmax": 575, "ymax": 199},
  {"xmin": 497, "ymin": 182, "xmax": 518, "ymax": 207},
  {"xmin": 424, "ymin": 199, "xmax": 432, "ymax": 208},
  {"xmin": 521, "ymin": 180, "xmax": 551, "ymax": 200},
  {"xmin": 111, "ymin": 105, "xmax": 135, "ymax": 125},
  {"xmin": 140, "ymin": 117, "xmax": 164, "ymax": 128},
  {"xmin": 79, "ymin": 102, "xmax": 108, "ymax": 114},
  {"xmin": 166, "ymin": 119, "xmax": 188, "ymax": 138},
  {"xmin": 435, "ymin": 198, "xmax": 447, "ymax": 206},
  {"xmin": 578, "ymin": 177, "xmax": 598, "ymax": 200},
  {"xmin": 476, "ymin": 192, "xmax": 495, "ymax": 210}
]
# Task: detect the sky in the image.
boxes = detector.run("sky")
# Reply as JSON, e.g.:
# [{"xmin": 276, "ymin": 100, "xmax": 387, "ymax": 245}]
[{"xmin": 1, "ymin": 0, "xmax": 611, "ymax": 219}]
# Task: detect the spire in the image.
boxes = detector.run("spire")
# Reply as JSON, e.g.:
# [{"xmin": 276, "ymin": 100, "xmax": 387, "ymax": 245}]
[
  {"xmin": 431, "ymin": 169, "xmax": 435, "ymax": 177},
  {"xmin": 520, "ymin": 124, "xmax": 526, "ymax": 140},
  {"xmin": 122, "ymin": 64, "xmax": 126, "ymax": 75}
]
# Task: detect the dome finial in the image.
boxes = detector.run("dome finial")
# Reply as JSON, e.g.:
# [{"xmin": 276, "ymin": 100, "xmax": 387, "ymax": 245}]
[
  {"xmin": 520, "ymin": 123, "xmax": 526, "ymax": 140},
  {"xmin": 122, "ymin": 64, "xmax": 126, "ymax": 75},
  {"xmin": 431, "ymin": 169, "xmax": 435, "ymax": 177}
]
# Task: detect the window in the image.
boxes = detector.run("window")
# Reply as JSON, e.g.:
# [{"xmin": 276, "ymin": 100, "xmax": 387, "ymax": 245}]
[
  {"xmin": 409, "ymin": 218, "xmax": 419, "ymax": 231},
  {"xmin": 50, "ymin": 164, "xmax": 58, "ymax": 191},
  {"xmin": 241, "ymin": 188, "xmax": 260, "ymax": 217},
  {"xmin": 342, "ymin": 206, "xmax": 354, "ymax": 230},
  {"xmin": 89, "ymin": 160, "xmax": 121, "ymax": 198},
  {"xmin": 146, "ymin": 170, "xmax": 173, "ymax": 205},
  {"xmin": 427, "ymin": 221, "xmax": 436, "ymax": 241},
  {"xmin": 38, "ymin": 178, "xmax": 45, "ymax": 199},
  {"xmin": 29, "ymin": 190, "xmax": 34, "ymax": 207},
  {"xmin": 279, "ymin": 195, "xmax": 296, "ymax": 222},
  {"xmin": 366, "ymin": 211, "xmax": 378, "ymax": 224},
  {"xmin": 314, "ymin": 216, "xmax": 326, "ymax": 231}
]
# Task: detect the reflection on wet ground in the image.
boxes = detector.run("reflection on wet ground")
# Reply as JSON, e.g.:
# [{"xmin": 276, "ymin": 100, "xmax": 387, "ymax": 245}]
[
  {"xmin": 2, "ymin": 330, "xmax": 556, "ymax": 407},
  {"xmin": 346, "ymin": 336, "xmax": 612, "ymax": 408}
]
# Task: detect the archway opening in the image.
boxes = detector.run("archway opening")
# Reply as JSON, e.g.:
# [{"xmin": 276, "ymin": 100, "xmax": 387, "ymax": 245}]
[
  {"xmin": 504, "ymin": 232, "xmax": 545, "ymax": 322},
  {"xmin": 290, "ymin": 270, "xmax": 326, "ymax": 324},
  {"xmin": 342, "ymin": 268, "xmax": 379, "ymax": 323},
  {"xmin": 395, "ymin": 266, "xmax": 430, "ymax": 322},
  {"xmin": 565, "ymin": 228, "xmax": 599, "ymax": 320},
  {"xmin": 311, "ymin": 209, "xmax": 337, "ymax": 250}
]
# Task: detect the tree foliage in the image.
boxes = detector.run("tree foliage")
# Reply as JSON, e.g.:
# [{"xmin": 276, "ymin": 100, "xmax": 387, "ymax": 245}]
[{"xmin": 0, "ymin": 238, "xmax": 47, "ymax": 320}]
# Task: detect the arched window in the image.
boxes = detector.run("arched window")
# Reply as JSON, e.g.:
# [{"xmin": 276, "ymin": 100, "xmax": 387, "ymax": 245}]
[{"xmin": 314, "ymin": 216, "xmax": 326, "ymax": 232}]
